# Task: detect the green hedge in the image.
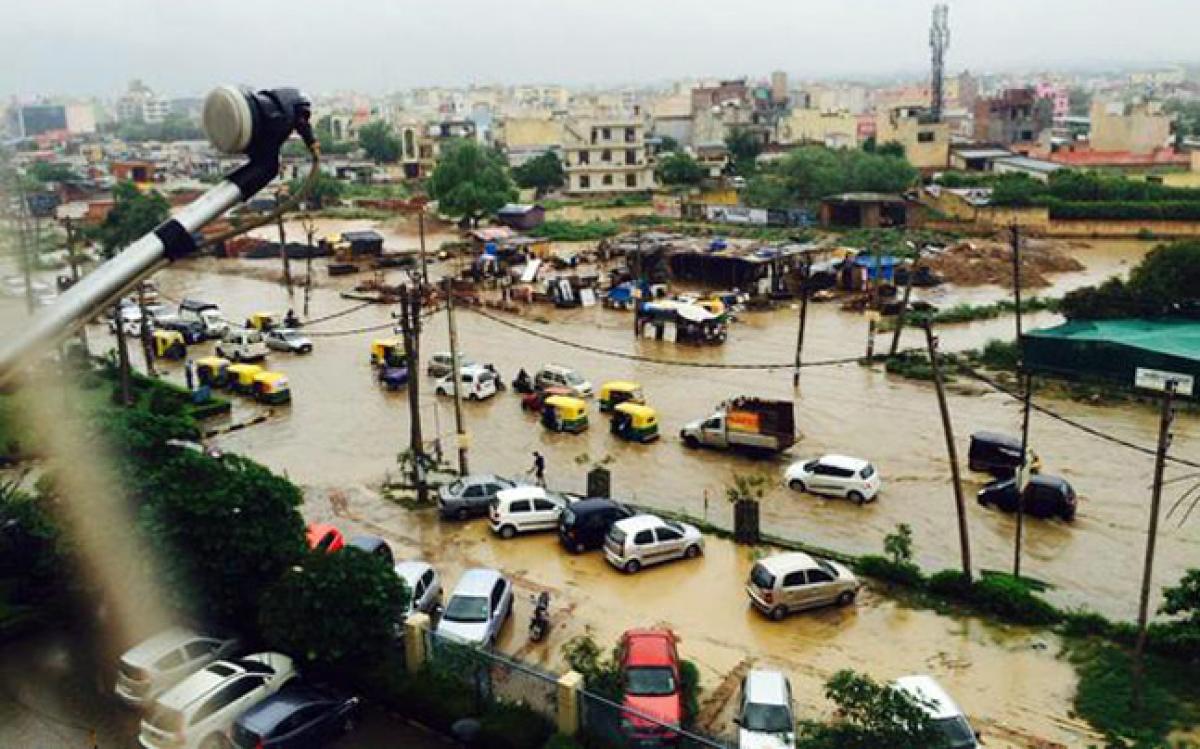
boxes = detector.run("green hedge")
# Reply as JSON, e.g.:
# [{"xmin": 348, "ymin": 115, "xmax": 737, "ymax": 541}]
[
  {"xmin": 1043, "ymin": 198, "xmax": 1200, "ymax": 221},
  {"xmin": 529, "ymin": 220, "xmax": 620, "ymax": 242}
]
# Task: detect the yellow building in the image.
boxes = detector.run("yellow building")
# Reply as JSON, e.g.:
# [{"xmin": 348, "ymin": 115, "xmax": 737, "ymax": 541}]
[
  {"xmin": 494, "ymin": 116, "xmax": 564, "ymax": 165},
  {"xmin": 874, "ymin": 107, "xmax": 949, "ymax": 171},
  {"xmin": 779, "ymin": 108, "xmax": 858, "ymax": 149},
  {"xmin": 1089, "ymin": 100, "xmax": 1173, "ymax": 155}
]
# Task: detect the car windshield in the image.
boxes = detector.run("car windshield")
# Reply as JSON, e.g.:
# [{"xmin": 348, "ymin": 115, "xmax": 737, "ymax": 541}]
[
  {"xmin": 803, "ymin": 459, "xmax": 819, "ymax": 472},
  {"xmin": 247, "ymin": 332, "xmax": 263, "ymax": 343},
  {"xmin": 750, "ymin": 563, "xmax": 775, "ymax": 589},
  {"xmin": 860, "ymin": 464, "xmax": 876, "ymax": 479},
  {"xmin": 664, "ymin": 520, "xmax": 684, "ymax": 534},
  {"xmin": 817, "ymin": 560, "xmax": 838, "ymax": 577},
  {"xmin": 447, "ymin": 480, "xmax": 465, "ymax": 495},
  {"xmin": 626, "ymin": 666, "xmax": 676, "ymax": 696},
  {"xmin": 607, "ymin": 526, "xmax": 626, "ymax": 546},
  {"xmin": 935, "ymin": 715, "xmax": 978, "ymax": 748},
  {"xmin": 562, "ymin": 508, "xmax": 576, "ymax": 526},
  {"xmin": 145, "ymin": 704, "xmax": 184, "ymax": 733},
  {"xmin": 443, "ymin": 595, "xmax": 489, "ymax": 623},
  {"xmin": 564, "ymin": 371, "xmax": 584, "ymax": 385},
  {"xmin": 742, "ymin": 702, "xmax": 793, "ymax": 733}
]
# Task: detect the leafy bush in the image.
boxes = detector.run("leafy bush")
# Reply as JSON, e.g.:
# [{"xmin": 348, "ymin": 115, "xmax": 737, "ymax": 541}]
[
  {"xmin": 530, "ymin": 220, "xmax": 620, "ymax": 242},
  {"xmin": 479, "ymin": 702, "xmax": 555, "ymax": 749},
  {"xmin": 794, "ymin": 670, "xmax": 944, "ymax": 749},
  {"xmin": 680, "ymin": 660, "xmax": 701, "ymax": 726},
  {"xmin": 1070, "ymin": 642, "xmax": 1186, "ymax": 746},
  {"xmin": 884, "ymin": 351, "xmax": 935, "ymax": 381},
  {"xmin": 976, "ymin": 339, "xmax": 1020, "ymax": 370},
  {"xmin": 926, "ymin": 569, "xmax": 973, "ymax": 599},
  {"xmin": 562, "ymin": 634, "xmax": 621, "ymax": 699},
  {"xmin": 1060, "ymin": 240, "xmax": 1200, "ymax": 319},
  {"xmin": 1045, "ymin": 198, "xmax": 1200, "ymax": 221},
  {"xmin": 969, "ymin": 575, "xmax": 1062, "ymax": 625},
  {"xmin": 883, "ymin": 524, "xmax": 914, "ymax": 566},
  {"xmin": 855, "ymin": 555, "xmax": 924, "ymax": 588}
]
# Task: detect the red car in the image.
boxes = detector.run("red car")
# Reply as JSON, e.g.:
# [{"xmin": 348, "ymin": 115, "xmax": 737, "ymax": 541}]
[
  {"xmin": 619, "ymin": 629, "xmax": 682, "ymax": 745},
  {"xmin": 306, "ymin": 522, "xmax": 345, "ymax": 553},
  {"xmin": 521, "ymin": 386, "xmax": 573, "ymax": 412}
]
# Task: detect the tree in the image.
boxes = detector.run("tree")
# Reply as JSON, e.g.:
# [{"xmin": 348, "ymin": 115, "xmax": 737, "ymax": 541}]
[
  {"xmin": 1068, "ymin": 87, "xmax": 1092, "ymax": 117},
  {"xmin": 883, "ymin": 524, "xmax": 914, "ymax": 566},
  {"xmin": 795, "ymin": 670, "xmax": 945, "ymax": 749},
  {"xmin": 94, "ymin": 182, "xmax": 170, "ymax": 258},
  {"xmin": 428, "ymin": 140, "xmax": 517, "ymax": 226},
  {"xmin": 876, "ymin": 141, "xmax": 907, "ymax": 159},
  {"xmin": 656, "ymin": 152, "xmax": 705, "ymax": 187},
  {"xmin": 657, "ymin": 135, "xmax": 680, "ymax": 153},
  {"xmin": 27, "ymin": 162, "xmax": 79, "ymax": 183},
  {"xmin": 260, "ymin": 548, "xmax": 408, "ymax": 673},
  {"xmin": 725, "ymin": 128, "xmax": 763, "ymax": 176},
  {"xmin": 359, "ymin": 121, "xmax": 402, "ymax": 163},
  {"xmin": 1128, "ymin": 240, "xmax": 1200, "ymax": 307},
  {"xmin": 1160, "ymin": 569, "xmax": 1200, "ymax": 625},
  {"xmin": 743, "ymin": 175, "xmax": 795, "ymax": 210},
  {"xmin": 747, "ymin": 146, "xmax": 917, "ymax": 206},
  {"xmin": 512, "ymin": 151, "xmax": 565, "ymax": 196},
  {"xmin": 288, "ymin": 171, "xmax": 345, "ymax": 209}
]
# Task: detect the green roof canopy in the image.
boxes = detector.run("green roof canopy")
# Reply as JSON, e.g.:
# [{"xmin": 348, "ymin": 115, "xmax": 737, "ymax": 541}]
[{"xmin": 1023, "ymin": 319, "xmax": 1200, "ymax": 393}]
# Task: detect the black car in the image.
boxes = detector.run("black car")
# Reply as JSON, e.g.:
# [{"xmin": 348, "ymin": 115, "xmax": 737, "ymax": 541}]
[
  {"xmin": 977, "ymin": 474, "xmax": 1077, "ymax": 521},
  {"xmin": 155, "ymin": 315, "xmax": 207, "ymax": 344},
  {"xmin": 232, "ymin": 685, "xmax": 359, "ymax": 749},
  {"xmin": 968, "ymin": 431, "xmax": 1037, "ymax": 478},
  {"xmin": 558, "ymin": 498, "xmax": 634, "ymax": 553}
]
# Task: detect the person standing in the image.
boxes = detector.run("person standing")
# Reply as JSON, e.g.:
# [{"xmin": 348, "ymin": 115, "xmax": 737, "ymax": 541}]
[
  {"xmin": 184, "ymin": 358, "xmax": 195, "ymax": 391},
  {"xmin": 531, "ymin": 451, "xmax": 546, "ymax": 487}
]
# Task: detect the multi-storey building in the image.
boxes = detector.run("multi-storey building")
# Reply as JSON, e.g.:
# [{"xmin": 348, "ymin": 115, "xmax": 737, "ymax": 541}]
[
  {"xmin": 562, "ymin": 118, "xmax": 655, "ymax": 195},
  {"xmin": 973, "ymin": 88, "xmax": 1054, "ymax": 152}
]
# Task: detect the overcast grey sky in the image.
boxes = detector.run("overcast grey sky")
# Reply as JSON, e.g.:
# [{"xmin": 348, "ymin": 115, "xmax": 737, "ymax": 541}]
[{"xmin": 3, "ymin": 0, "xmax": 1197, "ymax": 98}]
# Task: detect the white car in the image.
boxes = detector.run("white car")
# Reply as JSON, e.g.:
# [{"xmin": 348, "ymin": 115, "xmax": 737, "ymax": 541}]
[
  {"xmin": 215, "ymin": 328, "xmax": 269, "ymax": 362},
  {"xmin": 603, "ymin": 514, "xmax": 704, "ymax": 574},
  {"xmin": 427, "ymin": 351, "xmax": 475, "ymax": 378},
  {"xmin": 114, "ymin": 627, "xmax": 241, "ymax": 708},
  {"xmin": 109, "ymin": 305, "xmax": 149, "ymax": 337},
  {"xmin": 138, "ymin": 652, "xmax": 296, "ymax": 749},
  {"xmin": 736, "ymin": 669, "xmax": 796, "ymax": 748},
  {"xmin": 893, "ymin": 676, "xmax": 980, "ymax": 749},
  {"xmin": 784, "ymin": 455, "xmax": 881, "ymax": 504},
  {"xmin": 534, "ymin": 364, "xmax": 593, "ymax": 398},
  {"xmin": 488, "ymin": 486, "xmax": 568, "ymax": 539},
  {"xmin": 435, "ymin": 568, "xmax": 513, "ymax": 647},
  {"xmin": 435, "ymin": 365, "xmax": 498, "ymax": 401},
  {"xmin": 394, "ymin": 560, "xmax": 443, "ymax": 617},
  {"xmin": 264, "ymin": 328, "xmax": 313, "ymax": 354}
]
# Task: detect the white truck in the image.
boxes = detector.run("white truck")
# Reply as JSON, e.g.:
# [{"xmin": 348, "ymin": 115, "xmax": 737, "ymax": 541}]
[
  {"xmin": 680, "ymin": 397, "xmax": 796, "ymax": 453},
  {"xmin": 178, "ymin": 298, "xmax": 229, "ymax": 339}
]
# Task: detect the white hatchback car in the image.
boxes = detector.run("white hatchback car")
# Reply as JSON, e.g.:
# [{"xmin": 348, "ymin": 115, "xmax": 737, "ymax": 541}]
[
  {"xmin": 435, "ymin": 568, "xmax": 514, "ymax": 647},
  {"xmin": 138, "ymin": 652, "xmax": 296, "ymax": 749},
  {"xmin": 603, "ymin": 514, "xmax": 704, "ymax": 574},
  {"xmin": 435, "ymin": 365, "xmax": 498, "ymax": 401},
  {"xmin": 489, "ymin": 486, "xmax": 568, "ymax": 539},
  {"xmin": 893, "ymin": 675, "xmax": 980, "ymax": 748},
  {"xmin": 115, "ymin": 627, "xmax": 241, "ymax": 708},
  {"xmin": 736, "ymin": 668, "xmax": 796, "ymax": 748},
  {"xmin": 394, "ymin": 560, "xmax": 443, "ymax": 617},
  {"xmin": 784, "ymin": 455, "xmax": 881, "ymax": 504}
]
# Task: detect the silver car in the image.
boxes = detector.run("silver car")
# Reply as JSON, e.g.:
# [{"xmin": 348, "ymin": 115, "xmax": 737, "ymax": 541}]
[
  {"xmin": 427, "ymin": 351, "xmax": 475, "ymax": 378},
  {"xmin": 745, "ymin": 552, "xmax": 860, "ymax": 621},
  {"xmin": 438, "ymin": 474, "xmax": 518, "ymax": 520},
  {"xmin": 435, "ymin": 568, "xmax": 513, "ymax": 647},
  {"xmin": 264, "ymin": 328, "xmax": 313, "ymax": 354},
  {"xmin": 603, "ymin": 514, "xmax": 704, "ymax": 574},
  {"xmin": 114, "ymin": 627, "xmax": 241, "ymax": 708},
  {"xmin": 737, "ymin": 669, "xmax": 796, "ymax": 748},
  {"xmin": 393, "ymin": 560, "xmax": 443, "ymax": 617}
]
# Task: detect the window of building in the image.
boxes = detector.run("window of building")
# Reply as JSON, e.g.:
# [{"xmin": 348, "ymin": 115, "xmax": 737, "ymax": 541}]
[
  {"xmin": 601, "ymin": 149, "xmax": 611, "ymax": 162},
  {"xmin": 578, "ymin": 151, "xmax": 590, "ymax": 165},
  {"xmin": 626, "ymin": 174, "xmax": 637, "ymax": 188},
  {"xmin": 625, "ymin": 128, "xmax": 636, "ymax": 142},
  {"xmin": 917, "ymin": 131, "xmax": 935, "ymax": 143},
  {"xmin": 602, "ymin": 174, "xmax": 613, "ymax": 186},
  {"xmin": 602, "ymin": 127, "xmax": 611, "ymax": 140},
  {"xmin": 591, "ymin": 129, "xmax": 598, "ymax": 144},
  {"xmin": 579, "ymin": 175, "xmax": 590, "ymax": 189},
  {"xmin": 625, "ymin": 149, "xmax": 637, "ymax": 165}
]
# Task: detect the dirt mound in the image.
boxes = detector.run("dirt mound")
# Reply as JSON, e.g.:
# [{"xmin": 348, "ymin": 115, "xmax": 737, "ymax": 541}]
[{"xmin": 925, "ymin": 239, "xmax": 1084, "ymax": 288}]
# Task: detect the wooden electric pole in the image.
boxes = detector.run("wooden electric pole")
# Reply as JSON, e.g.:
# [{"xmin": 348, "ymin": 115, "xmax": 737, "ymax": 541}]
[
  {"xmin": 792, "ymin": 261, "xmax": 810, "ymax": 389},
  {"xmin": 418, "ymin": 208, "xmax": 429, "ymax": 286},
  {"xmin": 277, "ymin": 193, "xmax": 293, "ymax": 296},
  {"xmin": 397, "ymin": 285, "xmax": 428, "ymax": 503},
  {"xmin": 1010, "ymin": 223, "xmax": 1023, "ymax": 342},
  {"xmin": 443, "ymin": 278, "xmax": 469, "ymax": 475},
  {"xmin": 114, "ymin": 303, "xmax": 132, "ymax": 406},
  {"xmin": 925, "ymin": 320, "xmax": 972, "ymax": 581},
  {"xmin": 890, "ymin": 243, "xmax": 922, "ymax": 357},
  {"xmin": 64, "ymin": 218, "xmax": 88, "ymax": 353},
  {"xmin": 1133, "ymin": 380, "xmax": 1177, "ymax": 711},
  {"xmin": 137, "ymin": 284, "xmax": 156, "ymax": 377},
  {"xmin": 1012, "ymin": 222, "xmax": 1030, "ymax": 577}
]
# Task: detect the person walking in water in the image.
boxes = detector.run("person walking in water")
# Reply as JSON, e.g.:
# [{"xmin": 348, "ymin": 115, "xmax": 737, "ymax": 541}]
[{"xmin": 531, "ymin": 451, "xmax": 546, "ymax": 487}]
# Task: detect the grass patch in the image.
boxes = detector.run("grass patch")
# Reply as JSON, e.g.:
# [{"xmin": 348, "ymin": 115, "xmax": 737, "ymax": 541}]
[
  {"xmin": 529, "ymin": 219, "xmax": 621, "ymax": 242},
  {"xmin": 312, "ymin": 206, "xmax": 396, "ymax": 221}
]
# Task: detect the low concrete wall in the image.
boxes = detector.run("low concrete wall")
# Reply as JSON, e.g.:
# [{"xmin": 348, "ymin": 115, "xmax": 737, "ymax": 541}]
[{"xmin": 919, "ymin": 190, "xmax": 1200, "ymax": 237}]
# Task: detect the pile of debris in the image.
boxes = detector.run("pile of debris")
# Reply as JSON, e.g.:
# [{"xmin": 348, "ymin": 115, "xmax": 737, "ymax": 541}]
[{"xmin": 925, "ymin": 239, "xmax": 1084, "ymax": 288}]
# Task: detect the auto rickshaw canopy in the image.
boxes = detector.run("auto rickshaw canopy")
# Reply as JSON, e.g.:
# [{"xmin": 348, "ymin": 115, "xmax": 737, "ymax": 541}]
[
  {"xmin": 614, "ymin": 402, "xmax": 657, "ymax": 427},
  {"xmin": 253, "ymin": 371, "xmax": 290, "ymax": 392},
  {"xmin": 371, "ymin": 337, "xmax": 405, "ymax": 364},
  {"xmin": 543, "ymin": 394, "xmax": 587, "ymax": 419},
  {"xmin": 228, "ymin": 363, "xmax": 264, "ymax": 386},
  {"xmin": 249, "ymin": 311, "xmax": 281, "ymax": 331}
]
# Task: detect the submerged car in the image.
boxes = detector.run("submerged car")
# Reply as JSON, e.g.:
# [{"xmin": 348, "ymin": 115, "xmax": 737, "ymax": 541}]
[
  {"xmin": 264, "ymin": 328, "xmax": 313, "ymax": 354},
  {"xmin": 977, "ymin": 474, "xmax": 1077, "ymax": 520},
  {"xmin": 619, "ymin": 629, "xmax": 683, "ymax": 745},
  {"xmin": 115, "ymin": 627, "xmax": 241, "ymax": 707},
  {"xmin": 745, "ymin": 552, "xmax": 860, "ymax": 621},
  {"xmin": 604, "ymin": 515, "xmax": 703, "ymax": 574},
  {"xmin": 784, "ymin": 455, "xmax": 881, "ymax": 504}
]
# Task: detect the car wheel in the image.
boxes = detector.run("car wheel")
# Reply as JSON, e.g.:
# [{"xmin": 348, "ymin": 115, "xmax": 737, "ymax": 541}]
[
  {"xmin": 624, "ymin": 559, "xmax": 641, "ymax": 574},
  {"xmin": 788, "ymin": 479, "xmax": 806, "ymax": 493},
  {"xmin": 684, "ymin": 544, "xmax": 701, "ymax": 559},
  {"xmin": 683, "ymin": 435, "xmax": 700, "ymax": 449},
  {"xmin": 500, "ymin": 525, "xmax": 517, "ymax": 539},
  {"xmin": 848, "ymin": 491, "xmax": 866, "ymax": 505},
  {"xmin": 770, "ymin": 605, "xmax": 787, "ymax": 622},
  {"xmin": 469, "ymin": 393, "xmax": 478, "ymax": 401},
  {"xmin": 837, "ymin": 590, "xmax": 856, "ymax": 606}
]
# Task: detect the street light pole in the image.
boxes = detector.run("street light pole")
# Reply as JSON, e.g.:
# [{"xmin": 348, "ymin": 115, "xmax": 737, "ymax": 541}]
[{"xmin": 444, "ymin": 278, "xmax": 469, "ymax": 475}]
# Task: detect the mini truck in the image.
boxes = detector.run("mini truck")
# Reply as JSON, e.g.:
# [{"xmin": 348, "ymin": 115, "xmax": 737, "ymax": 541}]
[{"xmin": 680, "ymin": 397, "xmax": 796, "ymax": 453}]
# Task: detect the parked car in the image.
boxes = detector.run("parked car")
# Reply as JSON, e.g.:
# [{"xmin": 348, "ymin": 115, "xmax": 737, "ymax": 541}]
[
  {"xmin": 977, "ymin": 474, "xmax": 1077, "ymax": 520},
  {"xmin": 489, "ymin": 486, "xmax": 569, "ymax": 539},
  {"xmin": 115, "ymin": 627, "xmax": 241, "ymax": 708},
  {"xmin": 306, "ymin": 523, "xmax": 344, "ymax": 552},
  {"xmin": 967, "ymin": 431, "xmax": 1039, "ymax": 478},
  {"xmin": 438, "ymin": 474, "xmax": 519, "ymax": 520},
  {"xmin": 745, "ymin": 552, "xmax": 860, "ymax": 621},
  {"xmin": 108, "ymin": 305, "xmax": 148, "ymax": 337},
  {"xmin": 231, "ymin": 685, "xmax": 360, "ymax": 749},
  {"xmin": 137, "ymin": 652, "xmax": 297, "ymax": 749},
  {"xmin": 534, "ymin": 364, "xmax": 594, "ymax": 398},
  {"xmin": 264, "ymin": 328, "xmax": 313, "ymax": 354},
  {"xmin": 346, "ymin": 534, "xmax": 394, "ymax": 564},
  {"xmin": 393, "ymin": 560, "xmax": 443, "ymax": 617},
  {"xmin": 435, "ymin": 364, "xmax": 498, "ymax": 401},
  {"xmin": 619, "ymin": 629, "xmax": 682, "ymax": 745},
  {"xmin": 427, "ymin": 351, "xmax": 475, "ymax": 378},
  {"xmin": 784, "ymin": 455, "xmax": 881, "ymax": 504},
  {"xmin": 215, "ymin": 327, "xmax": 269, "ymax": 362},
  {"xmin": 558, "ymin": 497, "xmax": 634, "ymax": 553},
  {"xmin": 604, "ymin": 515, "xmax": 704, "ymax": 574},
  {"xmin": 892, "ymin": 676, "xmax": 980, "ymax": 749},
  {"xmin": 736, "ymin": 669, "xmax": 796, "ymax": 748},
  {"xmin": 435, "ymin": 568, "xmax": 513, "ymax": 647},
  {"xmin": 153, "ymin": 314, "xmax": 206, "ymax": 344},
  {"xmin": 178, "ymin": 299, "xmax": 229, "ymax": 339}
]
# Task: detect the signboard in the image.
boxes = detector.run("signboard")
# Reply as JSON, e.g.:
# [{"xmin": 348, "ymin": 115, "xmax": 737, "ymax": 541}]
[
  {"xmin": 579, "ymin": 288, "xmax": 597, "ymax": 307},
  {"xmin": 1135, "ymin": 368, "xmax": 1194, "ymax": 396}
]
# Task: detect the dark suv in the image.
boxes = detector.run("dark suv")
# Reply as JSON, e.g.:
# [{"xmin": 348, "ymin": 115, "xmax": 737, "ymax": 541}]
[
  {"xmin": 558, "ymin": 498, "xmax": 633, "ymax": 553},
  {"xmin": 968, "ymin": 431, "xmax": 1039, "ymax": 478},
  {"xmin": 977, "ymin": 474, "xmax": 1077, "ymax": 521}
]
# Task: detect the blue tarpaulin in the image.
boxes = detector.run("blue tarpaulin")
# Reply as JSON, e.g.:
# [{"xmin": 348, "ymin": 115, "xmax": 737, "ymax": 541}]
[{"xmin": 852, "ymin": 254, "xmax": 900, "ymax": 282}]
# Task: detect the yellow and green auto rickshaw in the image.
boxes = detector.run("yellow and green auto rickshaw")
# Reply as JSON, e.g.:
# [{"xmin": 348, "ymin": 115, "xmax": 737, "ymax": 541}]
[
  {"xmin": 598, "ymin": 381, "xmax": 645, "ymax": 412},
  {"xmin": 611, "ymin": 402, "xmax": 659, "ymax": 443},
  {"xmin": 370, "ymin": 338, "xmax": 405, "ymax": 367},
  {"xmin": 253, "ymin": 371, "xmax": 292, "ymax": 404},
  {"xmin": 227, "ymin": 363, "xmax": 264, "ymax": 395},
  {"xmin": 196, "ymin": 356, "xmax": 231, "ymax": 388},
  {"xmin": 541, "ymin": 395, "xmax": 589, "ymax": 434},
  {"xmin": 248, "ymin": 311, "xmax": 281, "ymax": 332},
  {"xmin": 153, "ymin": 329, "xmax": 186, "ymax": 360}
]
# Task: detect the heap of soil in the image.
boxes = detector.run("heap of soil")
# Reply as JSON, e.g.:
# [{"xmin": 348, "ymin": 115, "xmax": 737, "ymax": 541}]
[{"xmin": 925, "ymin": 238, "xmax": 1084, "ymax": 288}]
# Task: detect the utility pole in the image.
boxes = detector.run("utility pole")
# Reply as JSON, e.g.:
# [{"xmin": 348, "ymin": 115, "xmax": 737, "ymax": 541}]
[
  {"xmin": 397, "ymin": 285, "xmax": 428, "ymax": 503},
  {"xmin": 925, "ymin": 321, "xmax": 972, "ymax": 581},
  {"xmin": 1133, "ymin": 380, "xmax": 1177, "ymax": 711},
  {"xmin": 301, "ymin": 214, "xmax": 316, "ymax": 318},
  {"xmin": 17, "ymin": 182, "xmax": 35, "ymax": 314},
  {"xmin": 417, "ymin": 208, "xmax": 429, "ymax": 286},
  {"xmin": 277, "ymin": 192, "xmax": 293, "ymax": 296},
  {"xmin": 443, "ymin": 278, "xmax": 469, "ymax": 475},
  {"xmin": 632, "ymin": 237, "xmax": 643, "ymax": 338},
  {"xmin": 792, "ymin": 261, "xmax": 810, "ymax": 389},
  {"xmin": 137, "ymin": 283, "xmax": 156, "ymax": 377},
  {"xmin": 1012, "ymin": 222, "xmax": 1029, "ymax": 578},
  {"xmin": 890, "ymin": 243, "xmax": 922, "ymax": 357},
  {"xmin": 1010, "ymin": 223, "xmax": 1023, "ymax": 342},
  {"xmin": 65, "ymin": 218, "xmax": 88, "ymax": 353},
  {"xmin": 114, "ymin": 303, "xmax": 132, "ymax": 406}
]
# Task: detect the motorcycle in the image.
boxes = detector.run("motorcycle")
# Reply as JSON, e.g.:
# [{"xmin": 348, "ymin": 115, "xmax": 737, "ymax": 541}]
[{"xmin": 528, "ymin": 591, "xmax": 551, "ymax": 642}]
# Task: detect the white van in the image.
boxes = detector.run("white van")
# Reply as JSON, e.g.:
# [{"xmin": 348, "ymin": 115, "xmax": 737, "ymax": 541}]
[
  {"xmin": 215, "ymin": 328, "xmax": 268, "ymax": 362},
  {"xmin": 435, "ymin": 365, "xmax": 498, "ymax": 401},
  {"xmin": 489, "ymin": 486, "xmax": 567, "ymax": 538}
]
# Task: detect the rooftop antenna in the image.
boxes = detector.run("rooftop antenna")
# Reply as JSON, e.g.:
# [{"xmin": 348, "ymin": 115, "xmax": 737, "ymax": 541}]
[{"xmin": 930, "ymin": 3, "xmax": 950, "ymax": 122}]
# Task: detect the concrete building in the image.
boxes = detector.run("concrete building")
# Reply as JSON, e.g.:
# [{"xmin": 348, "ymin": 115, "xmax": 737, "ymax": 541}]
[
  {"xmin": 1035, "ymin": 82, "xmax": 1070, "ymax": 121},
  {"xmin": 65, "ymin": 103, "xmax": 96, "ymax": 135},
  {"xmin": 393, "ymin": 119, "xmax": 478, "ymax": 179},
  {"xmin": 874, "ymin": 106, "xmax": 949, "ymax": 171},
  {"xmin": 10, "ymin": 104, "xmax": 67, "ymax": 137},
  {"xmin": 493, "ymin": 115, "xmax": 563, "ymax": 166},
  {"xmin": 778, "ymin": 108, "xmax": 858, "ymax": 149},
  {"xmin": 1089, "ymin": 99, "xmax": 1173, "ymax": 154},
  {"xmin": 770, "ymin": 71, "xmax": 788, "ymax": 104},
  {"xmin": 562, "ymin": 118, "xmax": 655, "ymax": 195},
  {"xmin": 973, "ymin": 88, "xmax": 1053, "ymax": 152}
]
